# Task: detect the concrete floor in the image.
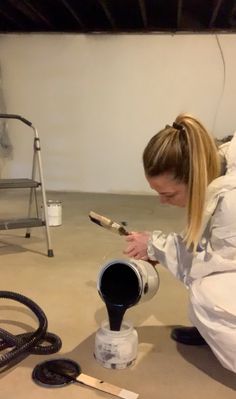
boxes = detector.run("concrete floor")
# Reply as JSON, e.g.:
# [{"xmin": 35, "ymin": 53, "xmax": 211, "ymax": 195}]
[{"xmin": 0, "ymin": 191, "xmax": 235, "ymax": 398}]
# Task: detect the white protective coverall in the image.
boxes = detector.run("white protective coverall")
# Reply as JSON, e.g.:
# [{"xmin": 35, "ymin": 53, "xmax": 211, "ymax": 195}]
[{"xmin": 147, "ymin": 133, "xmax": 236, "ymax": 373}]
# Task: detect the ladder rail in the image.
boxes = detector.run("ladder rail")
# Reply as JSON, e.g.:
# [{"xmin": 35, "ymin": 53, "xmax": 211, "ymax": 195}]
[
  {"xmin": 0, "ymin": 113, "xmax": 33, "ymax": 127},
  {"xmin": 32, "ymin": 125, "xmax": 53, "ymax": 255},
  {"xmin": 25, "ymin": 150, "xmax": 37, "ymax": 237}
]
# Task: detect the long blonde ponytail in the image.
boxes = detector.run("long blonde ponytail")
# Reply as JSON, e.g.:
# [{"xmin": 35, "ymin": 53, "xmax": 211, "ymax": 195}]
[{"xmin": 143, "ymin": 114, "xmax": 221, "ymax": 251}]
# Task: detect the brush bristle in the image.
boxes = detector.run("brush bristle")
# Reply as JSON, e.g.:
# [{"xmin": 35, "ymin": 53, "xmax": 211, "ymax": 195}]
[{"xmin": 89, "ymin": 215, "xmax": 102, "ymax": 226}]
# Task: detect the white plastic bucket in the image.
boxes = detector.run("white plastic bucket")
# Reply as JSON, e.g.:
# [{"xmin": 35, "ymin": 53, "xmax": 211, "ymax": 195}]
[
  {"xmin": 94, "ymin": 320, "xmax": 138, "ymax": 369},
  {"xmin": 42, "ymin": 200, "xmax": 62, "ymax": 226}
]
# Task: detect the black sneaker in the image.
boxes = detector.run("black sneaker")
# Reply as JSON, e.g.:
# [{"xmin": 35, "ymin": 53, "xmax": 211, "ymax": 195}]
[{"xmin": 171, "ymin": 326, "xmax": 207, "ymax": 346}]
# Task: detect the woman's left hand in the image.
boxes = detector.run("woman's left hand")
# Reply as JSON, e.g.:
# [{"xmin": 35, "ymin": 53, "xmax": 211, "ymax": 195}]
[{"xmin": 123, "ymin": 231, "xmax": 151, "ymax": 260}]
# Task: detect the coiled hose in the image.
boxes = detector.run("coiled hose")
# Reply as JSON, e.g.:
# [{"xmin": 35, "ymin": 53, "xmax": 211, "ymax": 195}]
[{"xmin": 0, "ymin": 291, "xmax": 62, "ymax": 370}]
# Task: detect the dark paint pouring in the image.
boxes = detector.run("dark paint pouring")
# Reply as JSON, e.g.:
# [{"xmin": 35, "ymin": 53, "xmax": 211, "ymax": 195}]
[{"xmin": 99, "ymin": 263, "xmax": 140, "ymax": 331}]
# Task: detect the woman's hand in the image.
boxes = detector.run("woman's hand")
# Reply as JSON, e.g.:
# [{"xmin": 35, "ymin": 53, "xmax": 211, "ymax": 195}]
[{"xmin": 123, "ymin": 231, "xmax": 151, "ymax": 260}]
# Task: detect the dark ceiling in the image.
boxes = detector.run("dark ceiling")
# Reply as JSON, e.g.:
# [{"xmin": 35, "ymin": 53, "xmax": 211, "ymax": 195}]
[{"xmin": 0, "ymin": 0, "xmax": 236, "ymax": 34}]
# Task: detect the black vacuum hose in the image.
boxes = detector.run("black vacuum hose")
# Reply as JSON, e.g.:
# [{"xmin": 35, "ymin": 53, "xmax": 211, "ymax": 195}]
[{"xmin": 0, "ymin": 291, "xmax": 62, "ymax": 370}]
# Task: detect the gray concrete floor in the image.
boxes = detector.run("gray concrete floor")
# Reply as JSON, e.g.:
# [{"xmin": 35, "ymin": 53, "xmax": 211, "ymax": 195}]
[{"xmin": 0, "ymin": 191, "xmax": 235, "ymax": 398}]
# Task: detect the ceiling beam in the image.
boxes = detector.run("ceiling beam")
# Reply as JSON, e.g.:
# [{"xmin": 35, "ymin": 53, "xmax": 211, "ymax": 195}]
[
  {"xmin": 209, "ymin": 0, "xmax": 224, "ymax": 28},
  {"xmin": 229, "ymin": 1, "xmax": 236, "ymax": 27},
  {"xmin": 59, "ymin": 0, "xmax": 85, "ymax": 29},
  {"xmin": 138, "ymin": 0, "xmax": 148, "ymax": 28},
  {"xmin": 0, "ymin": 7, "xmax": 24, "ymax": 29},
  {"xmin": 97, "ymin": 0, "xmax": 117, "ymax": 30},
  {"xmin": 10, "ymin": 0, "xmax": 53, "ymax": 28},
  {"xmin": 177, "ymin": 0, "xmax": 183, "ymax": 29}
]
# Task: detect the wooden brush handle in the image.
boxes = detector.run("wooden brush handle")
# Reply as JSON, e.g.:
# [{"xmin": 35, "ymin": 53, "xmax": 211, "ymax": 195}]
[
  {"xmin": 77, "ymin": 373, "xmax": 139, "ymax": 399},
  {"xmin": 89, "ymin": 211, "xmax": 113, "ymax": 227},
  {"xmin": 89, "ymin": 211, "xmax": 129, "ymax": 236}
]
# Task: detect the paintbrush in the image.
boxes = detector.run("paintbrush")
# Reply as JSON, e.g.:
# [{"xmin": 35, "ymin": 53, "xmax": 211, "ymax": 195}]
[
  {"xmin": 46, "ymin": 360, "xmax": 139, "ymax": 399},
  {"xmin": 89, "ymin": 211, "xmax": 158, "ymax": 267},
  {"xmin": 89, "ymin": 211, "xmax": 130, "ymax": 236}
]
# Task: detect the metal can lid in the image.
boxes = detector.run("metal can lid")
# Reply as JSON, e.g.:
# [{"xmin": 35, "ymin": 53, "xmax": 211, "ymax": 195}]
[
  {"xmin": 47, "ymin": 200, "xmax": 62, "ymax": 206},
  {"xmin": 32, "ymin": 358, "xmax": 80, "ymax": 388}
]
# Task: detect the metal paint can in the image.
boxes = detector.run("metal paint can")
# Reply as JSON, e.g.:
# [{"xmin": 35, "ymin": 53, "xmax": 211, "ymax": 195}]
[{"xmin": 97, "ymin": 258, "xmax": 160, "ymax": 307}]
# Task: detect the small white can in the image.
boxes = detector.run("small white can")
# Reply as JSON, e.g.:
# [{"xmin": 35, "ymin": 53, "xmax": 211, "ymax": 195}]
[{"xmin": 42, "ymin": 200, "xmax": 62, "ymax": 226}]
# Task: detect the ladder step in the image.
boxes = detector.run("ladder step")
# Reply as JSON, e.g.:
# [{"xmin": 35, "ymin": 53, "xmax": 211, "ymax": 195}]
[
  {"xmin": 0, "ymin": 179, "xmax": 40, "ymax": 189},
  {"xmin": 0, "ymin": 218, "xmax": 45, "ymax": 230}
]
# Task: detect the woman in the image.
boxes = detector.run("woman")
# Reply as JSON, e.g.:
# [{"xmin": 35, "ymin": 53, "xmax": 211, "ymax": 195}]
[{"xmin": 124, "ymin": 114, "xmax": 236, "ymax": 373}]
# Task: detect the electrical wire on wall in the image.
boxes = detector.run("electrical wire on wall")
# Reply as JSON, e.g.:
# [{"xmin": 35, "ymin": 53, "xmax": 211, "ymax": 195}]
[{"xmin": 211, "ymin": 34, "xmax": 226, "ymax": 135}]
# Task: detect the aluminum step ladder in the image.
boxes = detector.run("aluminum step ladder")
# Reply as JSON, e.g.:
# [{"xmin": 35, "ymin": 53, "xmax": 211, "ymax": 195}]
[{"xmin": 0, "ymin": 114, "xmax": 53, "ymax": 257}]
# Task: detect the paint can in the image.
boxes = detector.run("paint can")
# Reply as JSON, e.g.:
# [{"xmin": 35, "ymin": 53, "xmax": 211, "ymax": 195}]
[
  {"xmin": 94, "ymin": 320, "xmax": 138, "ymax": 369},
  {"xmin": 42, "ymin": 200, "xmax": 62, "ymax": 226},
  {"xmin": 97, "ymin": 258, "xmax": 160, "ymax": 307}
]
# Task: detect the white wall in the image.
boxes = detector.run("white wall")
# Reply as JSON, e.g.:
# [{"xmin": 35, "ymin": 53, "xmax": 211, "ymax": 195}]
[{"xmin": 0, "ymin": 33, "xmax": 236, "ymax": 193}]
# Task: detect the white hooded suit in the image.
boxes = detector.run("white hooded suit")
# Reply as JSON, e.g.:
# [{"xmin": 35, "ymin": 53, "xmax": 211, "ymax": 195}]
[{"xmin": 147, "ymin": 134, "xmax": 236, "ymax": 372}]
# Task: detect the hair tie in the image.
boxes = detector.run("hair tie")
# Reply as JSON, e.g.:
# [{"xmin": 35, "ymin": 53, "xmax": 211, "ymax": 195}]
[{"xmin": 172, "ymin": 122, "xmax": 185, "ymax": 132}]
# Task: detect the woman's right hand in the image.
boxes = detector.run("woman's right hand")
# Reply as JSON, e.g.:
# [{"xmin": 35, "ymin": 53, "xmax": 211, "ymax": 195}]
[{"xmin": 123, "ymin": 231, "xmax": 151, "ymax": 260}]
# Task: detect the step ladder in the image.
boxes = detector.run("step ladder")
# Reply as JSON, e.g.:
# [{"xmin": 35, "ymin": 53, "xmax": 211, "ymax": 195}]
[{"xmin": 0, "ymin": 114, "xmax": 54, "ymax": 257}]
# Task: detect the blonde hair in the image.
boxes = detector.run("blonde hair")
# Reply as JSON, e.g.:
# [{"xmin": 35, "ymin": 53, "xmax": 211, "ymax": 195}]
[{"xmin": 143, "ymin": 113, "xmax": 221, "ymax": 251}]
